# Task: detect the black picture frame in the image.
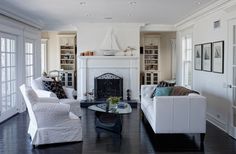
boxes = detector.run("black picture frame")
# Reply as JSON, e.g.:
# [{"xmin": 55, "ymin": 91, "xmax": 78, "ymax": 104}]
[
  {"xmin": 212, "ymin": 41, "xmax": 224, "ymax": 74},
  {"xmin": 202, "ymin": 43, "xmax": 212, "ymax": 72},
  {"xmin": 140, "ymin": 47, "xmax": 143, "ymax": 54},
  {"xmin": 194, "ymin": 44, "xmax": 202, "ymax": 70}
]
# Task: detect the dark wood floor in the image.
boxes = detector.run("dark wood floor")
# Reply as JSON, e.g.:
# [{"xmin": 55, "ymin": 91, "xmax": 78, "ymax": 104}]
[{"xmin": 1, "ymin": 105, "xmax": 236, "ymax": 154}]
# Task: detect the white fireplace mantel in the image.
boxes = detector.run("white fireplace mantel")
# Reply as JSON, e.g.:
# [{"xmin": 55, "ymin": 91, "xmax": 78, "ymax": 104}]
[{"xmin": 77, "ymin": 56, "xmax": 140, "ymax": 101}]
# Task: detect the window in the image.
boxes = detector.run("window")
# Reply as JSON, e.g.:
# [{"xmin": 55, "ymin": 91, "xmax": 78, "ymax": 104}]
[
  {"xmin": 0, "ymin": 33, "xmax": 17, "ymax": 115},
  {"xmin": 41, "ymin": 39, "xmax": 47, "ymax": 74},
  {"xmin": 25, "ymin": 41, "xmax": 34, "ymax": 86},
  {"xmin": 182, "ymin": 35, "xmax": 192, "ymax": 88}
]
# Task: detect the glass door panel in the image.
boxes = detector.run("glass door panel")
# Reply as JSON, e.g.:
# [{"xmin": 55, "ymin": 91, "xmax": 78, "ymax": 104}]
[
  {"xmin": 0, "ymin": 33, "xmax": 17, "ymax": 122},
  {"xmin": 25, "ymin": 41, "xmax": 34, "ymax": 86},
  {"xmin": 229, "ymin": 20, "xmax": 236, "ymax": 138},
  {"xmin": 233, "ymin": 25, "xmax": 236, "ymax": 132}
]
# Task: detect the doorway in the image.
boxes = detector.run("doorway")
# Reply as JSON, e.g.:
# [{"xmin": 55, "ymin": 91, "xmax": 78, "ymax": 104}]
[{"xmin": 228, "ymin": 18, "xmax": 236, "ymax": 138}]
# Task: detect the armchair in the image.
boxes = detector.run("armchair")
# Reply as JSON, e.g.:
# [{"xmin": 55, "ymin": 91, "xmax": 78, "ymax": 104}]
[
  {"xmin": 20, "ymin": 84, "xmax": 82, "ymax": 146},
  {"xmin": 31, "ymin": 77, "xmax": 81, "ymax": 117}
]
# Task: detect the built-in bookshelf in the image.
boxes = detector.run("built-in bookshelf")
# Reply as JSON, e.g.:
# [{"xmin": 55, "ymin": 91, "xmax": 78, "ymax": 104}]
[
  {"xmin": 59, "ymin": 34, "xmax": 76, "ymax": 88},
  {"xmin": 59, "ymin": 35, "xmax": 76, "ymax": 71},
  {"xmin": 143, "ymin": 35, "xmax": 160, "ymax": 85}
]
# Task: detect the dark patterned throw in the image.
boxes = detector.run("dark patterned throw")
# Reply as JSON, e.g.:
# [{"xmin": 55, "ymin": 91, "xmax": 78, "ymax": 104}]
[{"xmin": 42, "ymin": 80, "xmax": 67, "ymax": 99}]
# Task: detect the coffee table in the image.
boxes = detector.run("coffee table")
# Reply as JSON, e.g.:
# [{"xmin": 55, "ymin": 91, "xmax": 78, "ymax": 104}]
[{"xmin": 88, "ymin": 102, "xmax": 132, "ymax": 134}]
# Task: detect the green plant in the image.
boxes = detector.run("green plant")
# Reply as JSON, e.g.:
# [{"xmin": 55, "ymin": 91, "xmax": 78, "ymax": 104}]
[{"xmin": 107, "ymin": 96, "xmax": 121, "ymax": 105}]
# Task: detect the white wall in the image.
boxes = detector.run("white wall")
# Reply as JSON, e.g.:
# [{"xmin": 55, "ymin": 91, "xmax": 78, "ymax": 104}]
[
  {"xmin": 176, "ymin": 1, "xmax": 236, "ymax": 132},
  {"xmin": 77, "ymin": 23, "xmax": 141, "ymax": 56},
  {"xmin": 192, "ymin": 11, "xmax": 229, "ymax": 131},
  {"xmin": 41, "ymin": 32, "xmax": 60, "ymax": 71},
  {"xmin": 140, "ymin": 32, "xmax": 176, "ymax": 81},
  {"xmin": 160, "ymin": 32, "xmax": 176, "ymax": 80}
]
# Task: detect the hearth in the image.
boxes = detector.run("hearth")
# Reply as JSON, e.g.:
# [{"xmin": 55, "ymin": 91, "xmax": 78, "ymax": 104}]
[{"xmin": 94, "ymin": 73, "xmax": 123, "ymax": 101}]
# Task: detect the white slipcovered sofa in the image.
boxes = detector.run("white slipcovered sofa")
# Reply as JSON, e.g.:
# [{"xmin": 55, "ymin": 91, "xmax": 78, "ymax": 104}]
[
  {"xmin": 20, "ymin": 84, "xmax": 82, "ymax": 146},
  {"xmin": 31, "ymin": 77, "xmax": 81, "ymax": 117},
  {"xmin": 141, "ymin": 85, "xmax": 206, "ymax": 142}
]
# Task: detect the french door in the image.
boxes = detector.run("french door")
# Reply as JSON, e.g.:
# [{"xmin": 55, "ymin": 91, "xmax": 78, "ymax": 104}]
[
  {"xmin": 0, "ymin": 33, "xmax": 18, "ymax": 122},
  {"xmin": 25, "ymin": 40, "xmax": 34, "ymax": 86},
  {"xmin": 228, "ymin": 19, "xmax": 236, "ymax": 138}
]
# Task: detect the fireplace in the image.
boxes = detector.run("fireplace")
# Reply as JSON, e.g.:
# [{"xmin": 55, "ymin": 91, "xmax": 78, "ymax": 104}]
[{"xmin": 94, "ymin": 73, "xmax": 123, "ymax": 101}]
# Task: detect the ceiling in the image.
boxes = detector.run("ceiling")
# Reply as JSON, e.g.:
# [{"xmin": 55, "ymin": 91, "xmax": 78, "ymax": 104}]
[{"xmin": 0, "ymin": 0, "xmax": 217, "ymax": 28}]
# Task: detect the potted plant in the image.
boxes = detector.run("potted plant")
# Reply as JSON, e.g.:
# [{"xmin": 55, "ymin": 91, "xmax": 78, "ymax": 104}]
[{"xmin": 107, "ymin": 96, "xmax": 121, "ymax": 109}]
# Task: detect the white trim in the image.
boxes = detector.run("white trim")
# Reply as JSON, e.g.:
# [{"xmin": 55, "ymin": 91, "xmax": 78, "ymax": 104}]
[
  {"xmin": 78, "ymin": 56, "xmax": 139, "ymax": 60},
  {"xmin": 141, "ymin": 24, "xmax": 176, "ymax": 32},
  {"xmin": 207, "ymin": 113, "xmax": 227, "ymax": 132},
  {"xmin": 0, "ymin": 108, "xmax": 18, "ymax": 123},
  {"xmin": 175, "ymin": 0, "xmax": 234, "ymax": 30},
  {"xmin": 0, "ymin": 5, "xmax": 43, "ymax": 29}
]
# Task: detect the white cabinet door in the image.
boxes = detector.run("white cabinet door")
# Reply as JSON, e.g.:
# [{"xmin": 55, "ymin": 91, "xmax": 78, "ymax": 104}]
[
  {"xmin": 144, "ymin": 72, "xmax": 159, "ymax": 85},
  {"xmin": 61, "ymin": 71, "xmax": 74, "ymax": 88}
]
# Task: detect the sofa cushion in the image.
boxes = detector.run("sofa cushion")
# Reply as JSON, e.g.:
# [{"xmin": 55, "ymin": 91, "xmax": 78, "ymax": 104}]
[
  {"xmin": 42, "ymin": 80, "xmax": 67, "ymax": 99},
  {"xmin": 154, "ymin": 87, "xmax": 173, "ymax": 96},
  {"xmin": 170, "ymin": 86, "xmax": 199, "ymax": 96}
]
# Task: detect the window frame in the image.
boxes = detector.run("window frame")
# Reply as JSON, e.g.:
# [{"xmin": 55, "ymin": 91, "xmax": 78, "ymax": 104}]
[{"xmin": 182, "ymin": 34, "xmax": 193, "ymax": 88}]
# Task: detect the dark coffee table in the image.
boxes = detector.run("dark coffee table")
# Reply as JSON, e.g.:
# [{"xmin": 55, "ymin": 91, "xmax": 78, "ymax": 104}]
[{"xmin": 88, "ymin": 102, "xmax": 132, "ymax": 134}]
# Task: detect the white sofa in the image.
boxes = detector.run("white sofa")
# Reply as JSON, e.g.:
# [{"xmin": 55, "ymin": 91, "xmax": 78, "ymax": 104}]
[
  {"xmin": 141, "ymin": 85, "xmax": 206, "ymax": 142},
  {"xmin": 20, "ymin": 84, "xmax": 82, "ymax": 146}
]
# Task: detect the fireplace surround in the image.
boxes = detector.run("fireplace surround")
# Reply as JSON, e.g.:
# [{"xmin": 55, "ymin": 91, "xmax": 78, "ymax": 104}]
[{"xmin": 77, "ymin": 56, "xmax": 139, "ymax": 101}]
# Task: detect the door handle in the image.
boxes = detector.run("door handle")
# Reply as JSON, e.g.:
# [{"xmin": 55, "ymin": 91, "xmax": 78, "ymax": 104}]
[{"xmin": 228, "ymin": 84, "xmax": 232, "ymax": 88}]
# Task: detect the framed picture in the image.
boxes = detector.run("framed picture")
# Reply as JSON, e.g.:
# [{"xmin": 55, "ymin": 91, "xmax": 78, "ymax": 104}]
[
  {"xmin": 212, "ymin": 41, "xmax": 224, "ymax": 73},
  {"xmin": 194, "ymin": 44, "xmax": 202, "ymax": 70},
  {"xmin": 202, "ymin": 43, "xmax": 212, "ymax": 72}
]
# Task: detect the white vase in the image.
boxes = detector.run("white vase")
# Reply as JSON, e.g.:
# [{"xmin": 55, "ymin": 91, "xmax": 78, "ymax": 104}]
[{"xmin": 109, "ymin": 103, "xmax": 117, "ymax": 110}]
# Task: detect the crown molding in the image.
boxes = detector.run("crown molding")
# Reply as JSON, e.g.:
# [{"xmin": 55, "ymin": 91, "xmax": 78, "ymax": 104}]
[
  {"xmin": 141, "ymin": 24, "xmax": 176, "ymax": 32},
  {"xmin": 175, "ymin": 0, "xmax": 233, "ymax": 30},
  {"xmin": 0, "ymin": 4, "xmax": 43, "ymax": 29}
]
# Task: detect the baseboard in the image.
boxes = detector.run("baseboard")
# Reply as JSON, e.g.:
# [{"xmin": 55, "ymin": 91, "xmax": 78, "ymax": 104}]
[{"xmin": 206, "ymin": 113, "xmax": 227, "ymax": 132}]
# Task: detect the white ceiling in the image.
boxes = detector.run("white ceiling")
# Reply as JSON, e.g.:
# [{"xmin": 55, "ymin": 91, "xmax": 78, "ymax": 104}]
[{"xmin": 0, "ymin": 0, "xmax": 217, "ymax": 28}]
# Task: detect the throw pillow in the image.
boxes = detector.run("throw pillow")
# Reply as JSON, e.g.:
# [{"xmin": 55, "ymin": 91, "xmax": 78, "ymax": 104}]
[
  {"xmin": 42, "ymin": 80, "xmax": 67, "ymax": 99},
  {"xmin": 154, "ymin": 87, "xmax": 173, "ymax": 96},
  {"xmin": 151, "ymin": 81, "xmax": 176, "ymax": 98}
]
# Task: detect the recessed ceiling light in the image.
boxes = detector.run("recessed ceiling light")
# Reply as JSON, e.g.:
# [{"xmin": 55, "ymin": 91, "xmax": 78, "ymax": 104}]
[
  {"xmin": 80, "ymin": 1, "xmax": 86, "ymax": 5},
  {"xmin": 195, "ymin": 0, "xmax": 201, "ymax": 5},
  {"xmin": 104, "ymin": 17, "xmax": 112, "ymax": 20},
  {"xmin": 86, "ymin": 13, "xmax": 91, "ymax": 17},
  {"xmin": 129, "ymin": 1, "xmax": 137, "ymax": 6}
]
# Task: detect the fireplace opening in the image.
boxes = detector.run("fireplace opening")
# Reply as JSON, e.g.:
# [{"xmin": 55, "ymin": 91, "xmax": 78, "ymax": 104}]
[{"xmin": 94, "ymin": 73, "xmax": 123, "ymax": 101}]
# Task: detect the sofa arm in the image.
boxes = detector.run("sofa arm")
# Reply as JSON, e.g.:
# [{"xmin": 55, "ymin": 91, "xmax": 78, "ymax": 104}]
[
  {"xmin": 153, "ymin": 95, "xmax": 206, "ymax": 133},
  {"xmin": 32, "ymin": 103, "xmax": 71, "ymax": 127},
  {"xmin": 34, "ymin": 89, "xmax": 57, "ymax": 98},
  {"xmin": 141, "ymin": 85, "xmax": 156, "ymax": 101},
  {"xmin": 33, "ymin": 103, "xmax": 70, "ymax": 113}
]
